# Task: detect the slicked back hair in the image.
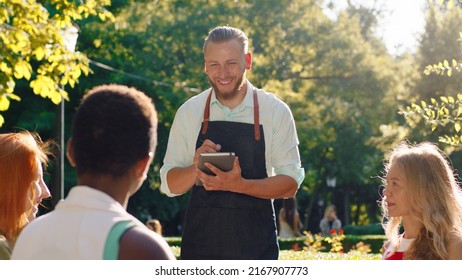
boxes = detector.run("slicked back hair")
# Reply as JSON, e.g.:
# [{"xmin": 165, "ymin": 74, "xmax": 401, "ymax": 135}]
[{"xmin": 203, "ymin": 26, "xmax": 249, "ymax": 56}]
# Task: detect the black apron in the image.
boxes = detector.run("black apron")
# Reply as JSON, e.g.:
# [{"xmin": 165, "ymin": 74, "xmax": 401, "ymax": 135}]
[{"xmin": 180, "ymin": 89, "xmax": 279, "ymax": 260}]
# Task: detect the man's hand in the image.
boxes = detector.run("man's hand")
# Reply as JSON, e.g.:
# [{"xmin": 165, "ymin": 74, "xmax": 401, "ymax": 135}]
[
  {"xmin": 193, "ymin": 139, "xmax": 221, "ymax": 181},
  {"xmin": 197, "ymin": 156, "xmax": 243, "ymax": 192}
]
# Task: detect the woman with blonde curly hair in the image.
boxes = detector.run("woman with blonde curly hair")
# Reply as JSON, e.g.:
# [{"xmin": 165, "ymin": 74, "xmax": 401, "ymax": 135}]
[
  {"xmin": 0, "ymin": 131, "xmax": 53, "ymax": 259},
  {"xmin": 380, "ymin": 141, "xmax": 462, "ymax": 260}
]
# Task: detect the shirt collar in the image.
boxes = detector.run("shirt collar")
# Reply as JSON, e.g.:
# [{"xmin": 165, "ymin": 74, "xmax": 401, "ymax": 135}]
[{"xmin": 210, "ymin": 80, "xmax": 255, "ymax": 109}]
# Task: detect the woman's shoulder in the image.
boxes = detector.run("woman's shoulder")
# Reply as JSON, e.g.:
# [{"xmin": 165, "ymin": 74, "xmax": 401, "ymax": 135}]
[
  {"xmin": 278, "ymin": 209, "xmax": 285, "ymax": 219},
  {"xmin": 382, "ymin": 240, "xmax": 391, "ymax": 251},
  {"xmin": 0, "ymin": 234, "xmax": 12, "ymax": 260},
  {"xmin": 447, "ymin": 231, "xmax": 462, "ymax": 259},
  {"xmin": 0, "ymin": 234, "xmax": 10, "ymax": 247}
]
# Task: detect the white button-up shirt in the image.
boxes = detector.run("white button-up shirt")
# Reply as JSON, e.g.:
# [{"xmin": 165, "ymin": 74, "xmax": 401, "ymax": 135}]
[{"xmin": 160, "ymin": 80, "xmax": 305, "ymax": 197}]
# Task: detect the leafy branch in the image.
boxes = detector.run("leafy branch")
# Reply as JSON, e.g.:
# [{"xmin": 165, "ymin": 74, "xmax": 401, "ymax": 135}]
[
  {"xmin": 401, "ymin": 94, "xmax": 462, "ymax": 145},
  {"xmin": 0, "ymin": 0, "xmax": 114, "ymax": 126}
]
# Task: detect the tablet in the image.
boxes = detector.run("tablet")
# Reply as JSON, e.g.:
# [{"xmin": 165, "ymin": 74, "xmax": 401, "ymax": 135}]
[{"xmin": 195, "ymin": 152, "xmax": 235, "ymax": 186}]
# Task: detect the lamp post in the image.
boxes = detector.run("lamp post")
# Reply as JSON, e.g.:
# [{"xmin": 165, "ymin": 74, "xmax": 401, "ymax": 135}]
[
  {"xmin": 326, "ymin": 176, "xmax": 336, "ymax": 204},
  {"xmin": 317, "ymin": 196, "xmax": 325, "ymax": 225},
  {"xmin": 55, "ymin": 25, "xmax": 79, "ymax": 201},
  {"xmin": 326, "ymin": 176, "xmax": 336, "ymax": 188}
]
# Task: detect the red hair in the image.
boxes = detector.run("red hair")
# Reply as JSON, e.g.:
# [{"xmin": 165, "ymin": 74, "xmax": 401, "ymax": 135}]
[{"xmin": 0, "ymin": 131, "xmax": 51, "ymax": 243}]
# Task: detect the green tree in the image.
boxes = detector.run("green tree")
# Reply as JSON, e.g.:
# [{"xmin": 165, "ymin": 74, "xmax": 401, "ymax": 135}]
[
  {"xmin": 401, "ymin": 1, "xmax": 462, "ymax": 148},
  {"xmin": 0, "ymin": 0, "xmax": 113, "ymax": 126},
  {"xmin": 73, "ymin": 0, "xmax": 406, "ymax": 232},
  {"xmin": 2, "ymin": 0, "xmax": 411, "ymax": 234}
]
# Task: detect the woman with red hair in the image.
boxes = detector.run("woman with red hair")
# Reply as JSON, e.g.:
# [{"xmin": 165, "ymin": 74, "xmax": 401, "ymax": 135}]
[{"xmin": 0, "ymin": 131, "xmax": 53, "ymax": 259}]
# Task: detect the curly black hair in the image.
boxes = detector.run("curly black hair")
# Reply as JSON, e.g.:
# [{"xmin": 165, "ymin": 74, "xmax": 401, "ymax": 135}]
[{"xmin": 70, "ymin": 84, "xmax": 157, "ymax": 177}]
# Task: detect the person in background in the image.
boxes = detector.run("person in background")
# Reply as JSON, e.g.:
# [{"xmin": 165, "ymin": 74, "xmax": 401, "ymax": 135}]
[
  {"xmin": 0, "ymin": 131, "xmax": 53, "ymax": 260},
  {"xmin": 159, "ymin": 26, "xmax": 305, "ymax": 260},
  {"xmin": 146, "ymin": 218, "xmax": 163, "ymax": 236},
  {"xmin": 278, "ymin": 197, "xmax": 303, "ymax": 237},
  {"xmin": 12, "ymin": 84, "xmax": 175, "ymax": 260},
  {"xmin": 380, "ymin": 141, "xmax": 462, "ymax": 260},
  {"xmin": 319, "ymin": 205, "xmax": 342, "ymax": 236}
]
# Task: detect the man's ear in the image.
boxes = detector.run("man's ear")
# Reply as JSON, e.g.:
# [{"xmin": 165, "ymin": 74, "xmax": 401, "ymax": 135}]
[
  {"xmin": 136, "ymin": 152, "xmax": 154, "ymax": 180},
  {"xmin": 245, "ymin": 52, "xmax": 252, "ymax": 70},
  {"xmin": 66, "ymin": 138, "xmax": 76, "ymax": 167}
]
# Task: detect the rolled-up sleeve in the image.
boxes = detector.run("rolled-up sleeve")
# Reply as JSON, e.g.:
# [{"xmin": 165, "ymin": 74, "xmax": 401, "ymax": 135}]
[
  {"xmin": 159, "ymin": 102, "xmax": 200, "ymax": 197},
  {"xmin": 268, "ymin": 98, "xmax": 305, "ymax": 187}
]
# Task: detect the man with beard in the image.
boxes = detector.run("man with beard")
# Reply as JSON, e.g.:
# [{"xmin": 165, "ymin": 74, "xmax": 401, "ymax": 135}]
[{"xmin": 160, "ymin": 26, "xmax": 305, "ymax": 260}]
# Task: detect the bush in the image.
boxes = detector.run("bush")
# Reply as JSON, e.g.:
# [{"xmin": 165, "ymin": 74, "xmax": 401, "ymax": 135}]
[
  {"xmin": 277, "ymin": 234, "xmax": 386, "ymax": 254},
  {"xmin": 343, "ymin": 223, "xmax": 384, "ymax": 235},
  {"xmin": 164, "ymin": 236, "xmax": 181, "ymax": 247}
]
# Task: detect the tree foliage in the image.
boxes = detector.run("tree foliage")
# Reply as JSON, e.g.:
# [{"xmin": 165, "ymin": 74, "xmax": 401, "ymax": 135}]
[
  {"xmin": 2, "ymin": 0, "xmax": 413, "ymax": 234},
  {"xmin": 401, "ymin": 1, "xmax": 462, "ymax": 148},
  {"xmin": 0, "ymin": 0, "xmax": 113, "ymax": 126},
  {"xmin": 74, "ymin": 0, "xmax": 403, "ymax": 231}
]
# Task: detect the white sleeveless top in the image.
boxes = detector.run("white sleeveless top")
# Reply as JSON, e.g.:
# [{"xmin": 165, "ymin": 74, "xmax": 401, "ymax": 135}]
[
  {"xmin": 279, "ymin": 220, "xmax": 297, "ymax": 238},
  {"xmin": 382, "ymin": 234, "xmax": 415, "ymax": 259},
  {"xmin": 12, "ymin": 186, "xmax": 144, "ymax": 259}
]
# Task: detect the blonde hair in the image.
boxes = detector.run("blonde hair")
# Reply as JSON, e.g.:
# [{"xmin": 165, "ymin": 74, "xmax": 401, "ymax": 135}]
[
  {"xmin": 0, "ymin": 131, "xmax": 52, "ymax": 243},
  {"xmin": 381, "ymin": 141, "xmax": 462, "ymax": 259},
  {"xmin": 203, "ymin": 26, "xmax": 249, "ymax": 55},
  {"xmin": 323, "ymin": 205, "xmax": 337, "ymax": 219},
  {"xmin": 146, "ymin": 219, "xmax": 162, "ymax": 235}
]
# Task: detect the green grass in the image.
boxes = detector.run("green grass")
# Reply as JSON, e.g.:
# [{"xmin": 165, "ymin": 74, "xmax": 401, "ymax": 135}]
[
  {"xmin": 165, "ymin": 235, "xmax": 387, "ymax": 253},
  {"xmin": 169, "ymin": 246, "xmax": 382, "ymax": 260},
  {"xmin": 166, "ymin": 233, "xmax": 385, "ymax": 260},
  {"xmin": 278, "ymin": 250, "xmax": 381, "ymax": 260}
]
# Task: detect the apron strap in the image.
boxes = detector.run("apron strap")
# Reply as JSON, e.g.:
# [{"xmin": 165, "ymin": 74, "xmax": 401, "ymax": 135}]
[
  {"xmin": 253, "ymin": 89, "xmax": 261, "ymax": 141},
  {"xmin": 201, "ymin": 89, "xmax": 213, "ymax": 135},
  {"xmin": 202, "ymin": 88, "xmax": 260, "ymax": 141}
]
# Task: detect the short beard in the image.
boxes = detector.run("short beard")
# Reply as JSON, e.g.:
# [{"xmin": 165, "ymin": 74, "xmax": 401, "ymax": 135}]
[{"xmin": 208, "ymin": 74, "xmax": 245, "ymax": 101}]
